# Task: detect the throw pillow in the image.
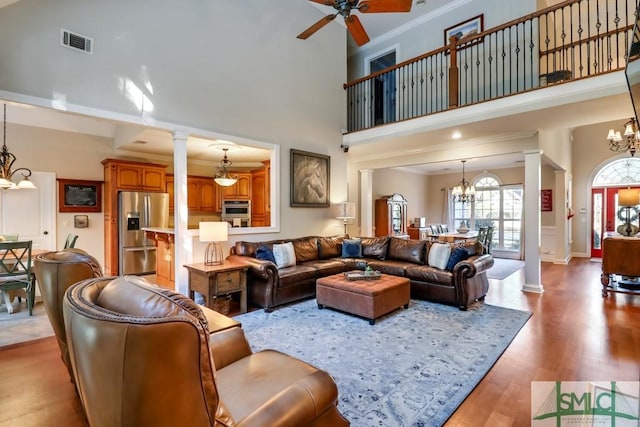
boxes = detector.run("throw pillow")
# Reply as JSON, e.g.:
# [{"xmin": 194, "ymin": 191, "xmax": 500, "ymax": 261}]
[
  {"xmin": 428, "ymin": 242, "xmax": 451, "ymax": 270},
  {"xmin": 446, "ymin": 247, "xmax": 469, "ymax": 271},
  {"xmin": 273, "ymin": 242, "xmax": 296, "ymax": 269},
  {"xmin": 255, "ymin": 244, "xmax": 276, "ymax": 264},
  {"xmin": 341, "ymin": 238, "xmax": 363, "ymax": 258}
]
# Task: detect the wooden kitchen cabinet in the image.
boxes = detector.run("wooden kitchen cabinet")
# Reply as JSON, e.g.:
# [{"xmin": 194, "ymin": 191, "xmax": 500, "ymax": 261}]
[
  {"xmin": 221, "ymin": 173, "xmax": 251, "ymax": 200},
  {"xmin": 251, "ymin": 161, "xmax": 270, "ymax": 227},
  {"xmin": 102, "ymin": 158, "xmax": 166, "ymax": 192},
  {"xmin": 166, "ymin": 174, "xmax": 217, "ymax": 213}
]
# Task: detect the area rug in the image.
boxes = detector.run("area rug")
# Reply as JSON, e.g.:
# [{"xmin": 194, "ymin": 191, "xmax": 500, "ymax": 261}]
[
  {"xmin": 486, "ymin": 258, "xmax": 525, "ymax": 280},
  {"xmin": 236, "ymin": 298, "xmax": 532, "ymax": 426}
]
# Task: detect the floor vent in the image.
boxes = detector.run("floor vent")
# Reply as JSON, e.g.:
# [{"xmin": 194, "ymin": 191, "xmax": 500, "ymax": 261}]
[{"xmin": 60, "ymin": 29, "xmax": 93, "ymax": 54}]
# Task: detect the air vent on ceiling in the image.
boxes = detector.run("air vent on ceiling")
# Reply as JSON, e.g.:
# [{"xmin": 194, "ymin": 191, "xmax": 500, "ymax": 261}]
[{"xmin": 60, "ymin": 29, "xmax": 93, "ymax": 54}]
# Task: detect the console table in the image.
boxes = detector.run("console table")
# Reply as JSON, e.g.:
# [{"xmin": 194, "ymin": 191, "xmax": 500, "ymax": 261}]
[{"xmin": 601, "ymin": 236, "xmax": 640, "ymax": 297}]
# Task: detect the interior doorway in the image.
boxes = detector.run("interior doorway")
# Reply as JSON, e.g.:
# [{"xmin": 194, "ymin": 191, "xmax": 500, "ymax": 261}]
[{"xmin": 369, "ymin": 50, "xmax": 396, "ymax": 126}]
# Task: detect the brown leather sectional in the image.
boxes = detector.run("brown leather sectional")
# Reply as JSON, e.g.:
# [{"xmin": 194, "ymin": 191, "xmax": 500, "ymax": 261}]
[{"xmin": 228, "ymin": 236, "xmax": 494, "ymax": 312}]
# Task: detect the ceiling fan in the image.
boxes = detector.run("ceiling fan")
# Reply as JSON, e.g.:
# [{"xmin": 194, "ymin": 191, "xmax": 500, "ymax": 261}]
[{"xmin": 297, "ymin": 0, "xmax": 412, "ymax": 47}]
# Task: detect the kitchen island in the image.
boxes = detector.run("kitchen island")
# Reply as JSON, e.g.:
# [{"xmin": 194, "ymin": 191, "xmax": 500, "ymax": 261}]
[{"xmin": 143, "ymin": 227, "xmax": 176, "ymax": 289}]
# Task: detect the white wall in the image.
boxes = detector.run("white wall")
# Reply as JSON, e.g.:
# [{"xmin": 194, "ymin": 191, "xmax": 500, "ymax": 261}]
[{"xmin": 0, "ymin": 0, "xmax": 351, "ymax": 255}]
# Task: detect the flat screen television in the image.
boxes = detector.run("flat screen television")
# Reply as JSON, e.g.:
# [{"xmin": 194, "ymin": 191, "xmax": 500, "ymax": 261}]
[{"xmin": 625, "ymin": 9, "xmax": 640, "ymax": 123}]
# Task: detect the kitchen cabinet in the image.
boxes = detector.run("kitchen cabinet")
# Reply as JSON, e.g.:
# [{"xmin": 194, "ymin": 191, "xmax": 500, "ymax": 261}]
[
  {"xmin": 101, "ymin": 158, "xmax": 168, "ymax": 275},
  {"xmin": 221, "ymin": 173, "xmax": 251, "ymax": 200},
  {"xmin": 251, "ymin": 161, "xmax": 270, "ymax": 227},
  {"xmin": 102, "ymin": 158, "xmax": 166, "ymax": 192},
  {"xmin": 166, "ymin": 174, "xmax": 217, "ymax": 213},
  {"xmin": 375, "ymin": 193, "xmax": 408, "ymax": 238}
]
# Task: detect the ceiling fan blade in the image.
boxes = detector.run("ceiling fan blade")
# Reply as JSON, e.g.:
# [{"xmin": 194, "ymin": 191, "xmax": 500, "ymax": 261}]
[
  {"xmin": 308, "ymin": 0, "xmax": 337, "ymax": 6},
  {"xmin": 297, "ymin": 14, "xmax": 338, "ymax": 40},
  {"xmin": 358, "ymin": 0, "xmax": 412, "ymax": 13},
  {"xmin": 345, "ymin": 14, "xmax": 370, "ymax": 46}
]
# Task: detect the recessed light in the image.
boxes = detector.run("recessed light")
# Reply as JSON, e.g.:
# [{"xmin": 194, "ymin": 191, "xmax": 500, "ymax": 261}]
[{"xmin": 451, "ymin": 131, "xmax": 462, "ymax": 139}]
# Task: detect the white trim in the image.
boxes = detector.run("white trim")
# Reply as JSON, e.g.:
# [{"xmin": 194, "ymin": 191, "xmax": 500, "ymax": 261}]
[{"xmin": 364, "ymin": 44, "xmax": 400, "ymax": 75}]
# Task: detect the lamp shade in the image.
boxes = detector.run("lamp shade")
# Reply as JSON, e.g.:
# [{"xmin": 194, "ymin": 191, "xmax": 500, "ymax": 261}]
[
  {"xmin": 618, "ymin": 189, "xmax": 639, "ymax": 207},
  {"xmin": 199, "ymin": 221, "xmax": 228, "ymax": 242},
  {"xmin": 335, "ymin": 201, "xmax": 356, "ymax": 219}
]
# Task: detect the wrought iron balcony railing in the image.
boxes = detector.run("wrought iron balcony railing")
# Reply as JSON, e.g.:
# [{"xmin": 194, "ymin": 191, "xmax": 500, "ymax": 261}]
[{"xmin": 344, "ymin": 0, "xmax": 636, "ymax": 133}]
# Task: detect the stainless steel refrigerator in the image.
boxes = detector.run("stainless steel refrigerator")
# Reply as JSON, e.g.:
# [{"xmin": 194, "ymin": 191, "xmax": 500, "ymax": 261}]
[{"xmin": 118, "ymin": 191, "xmax": 169, "ymax": 275}]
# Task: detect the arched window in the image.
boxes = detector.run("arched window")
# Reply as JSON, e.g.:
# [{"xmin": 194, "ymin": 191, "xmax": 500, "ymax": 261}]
[
  {"xmin": 593, "ymin": 158, "xmax": 640, "ymax": 186},
  {"xmin": 451, "ymin": 173, "xmax": 523, "ymax": 258}
]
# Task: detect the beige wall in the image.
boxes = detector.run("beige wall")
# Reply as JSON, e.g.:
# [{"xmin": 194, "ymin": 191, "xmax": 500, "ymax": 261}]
[{"xmin": 571, "ymin": 119, "xmax": 627, "ymax": 256}]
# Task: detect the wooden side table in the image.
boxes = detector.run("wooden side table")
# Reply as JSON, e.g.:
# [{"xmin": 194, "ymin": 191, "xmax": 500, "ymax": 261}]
[{"xmin": 184, "ymin": 261, "xmax": 248, "ymax": 314}]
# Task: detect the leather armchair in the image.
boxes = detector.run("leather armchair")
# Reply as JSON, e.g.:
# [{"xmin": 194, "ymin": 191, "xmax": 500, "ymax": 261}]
[
  {"xmin": 33, "ymin": 248, "xmax": 102, "ymax": 380},
  {"xmin": 63, "ymin": 275, "xmax": 349, "ymax": 427}
]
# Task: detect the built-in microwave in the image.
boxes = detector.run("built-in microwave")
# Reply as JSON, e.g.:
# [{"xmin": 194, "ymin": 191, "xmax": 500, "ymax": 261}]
[{"xmin": 221, "ymin": 200, "xmax": 251, "ymax": 227}]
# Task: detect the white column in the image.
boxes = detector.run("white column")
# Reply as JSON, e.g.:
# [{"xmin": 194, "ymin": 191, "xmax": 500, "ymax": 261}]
[
  {"xmin": 360, "ymin": 169, "xmax": 374, "ymax": 237},
  {"xmin": 172, "ymin": 130, "xmax": 191, "ymax": 296},
  {"xmin": 522, "ymin": 149, "xmax": 544, "ymax": 293}
]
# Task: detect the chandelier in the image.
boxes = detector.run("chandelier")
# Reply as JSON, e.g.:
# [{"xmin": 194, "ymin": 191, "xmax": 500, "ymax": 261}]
[
  {"xmin": 452, "ymin": 160, "xmax": 475, "ymax": 203},
  {"xmin": 0, "ymin": 104, "xmax": 36, "ymax": 189},
  {"xmin": 606, "ymin": 117, "xmax": 640, "ymax": 156},
  {"xmin": 213, "ymin": 148, "xmax": 238, "ymax": 187}
]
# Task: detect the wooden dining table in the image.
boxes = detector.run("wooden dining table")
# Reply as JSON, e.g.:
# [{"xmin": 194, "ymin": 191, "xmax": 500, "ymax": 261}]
[{"xmin": 435, "ymin": 231, "xmax": 479, "ymax": 243}]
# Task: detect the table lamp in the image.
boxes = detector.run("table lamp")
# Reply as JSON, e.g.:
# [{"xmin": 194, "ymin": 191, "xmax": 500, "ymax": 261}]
[
  {"xmin": 199, "ymin": 221, "xmax": 228, "ymax": 265},
  {"xmin": 617, "ymin": 188, "xmax": 640, "ymax": 236},
  {"xmin": 336, "ymin": 201, "xmax": 356, "ymax": 237}
]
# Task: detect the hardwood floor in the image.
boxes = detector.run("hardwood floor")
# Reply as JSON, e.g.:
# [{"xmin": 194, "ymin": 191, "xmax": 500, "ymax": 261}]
[{"xmin": 0, "ymin": 259, "xmax": 638, "ymax": 426}]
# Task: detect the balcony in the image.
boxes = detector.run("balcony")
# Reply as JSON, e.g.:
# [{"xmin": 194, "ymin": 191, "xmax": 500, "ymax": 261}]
[{"xmin": 344, "ymin": 0, "xmax": 636, "ymax": 134}]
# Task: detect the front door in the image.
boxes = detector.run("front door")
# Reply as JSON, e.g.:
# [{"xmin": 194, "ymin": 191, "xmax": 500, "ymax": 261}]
[
  {"xmin": 591, "ymin": 186, "xmax": 640, "ymax": 258},
  {"xmin": 0, "ymin": 171, "xmax": 56, "ymax": 250}
]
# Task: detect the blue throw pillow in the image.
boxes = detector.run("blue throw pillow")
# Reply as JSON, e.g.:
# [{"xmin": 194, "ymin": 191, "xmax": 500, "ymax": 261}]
[
  {"xmin": 256, "ymin": 245, "xmax": 276, "ymax": 263},
  {"xmin": 446, "ymin": 247, "xmax": 469, "ymax": 271},
  {"xmin": 341, "ymin": 238, "xmax": 363, "ymax": 258}
]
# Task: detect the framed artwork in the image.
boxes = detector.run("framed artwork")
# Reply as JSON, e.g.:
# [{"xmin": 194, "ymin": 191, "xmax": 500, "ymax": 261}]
[
  {"xmin": 57, "ymin": 179, "xmax": 103, "ymax": 213},
  {"xmin": 290, "ymin": 149, "xmax": 330, "ymax": 207},
  {"xmin": 444, "ymin": 14, "xmax": 484, "ymax": 44},
  {"xmin": 541, "ymin": 189, "xmax": 553, "ymax": 212},
  {"xmin": 74, "ymin": 215, "xmax": 89, "ymax": 228}
]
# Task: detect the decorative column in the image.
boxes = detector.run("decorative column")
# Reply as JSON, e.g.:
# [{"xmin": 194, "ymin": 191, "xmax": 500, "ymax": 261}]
[
  {"xmin": 172, "ymin": 130, "xmax": 191, "ymax": 296},
  {"xmin": 360, "ymin": 169, "xmax": 374, "ymax": 237},
  {"xmin": 522, "ymin": 149, "xmax": 544, "ymax": 293}
]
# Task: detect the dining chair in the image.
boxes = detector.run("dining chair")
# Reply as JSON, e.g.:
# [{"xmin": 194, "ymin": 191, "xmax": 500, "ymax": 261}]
[
  {"xmin": 0, "ymin": 240, "xmax": 35, "ymax": 315},
  {"xmin": 440, "ymin": 224, "xmax": 449, "ymax": 233},
  {"xmin": 64, "ymin": 234, "xmax": 78, "ymax": 249}
]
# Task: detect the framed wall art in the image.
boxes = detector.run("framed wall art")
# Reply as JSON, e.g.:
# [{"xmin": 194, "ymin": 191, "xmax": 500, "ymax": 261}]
[
  {"xmin": 58, "ymin": 179, "xmax": 103, "ymax": 213},
  {"xmin": 541, "ymin": 189, "xmax": 553, "ymax": 212},
  {"xmin": 290, "ymin": 149, "xmax": 330, "ymax": 207},
  {"xmin": 444, "ymin": 14, "xmax": 484, "ymax": 44}
]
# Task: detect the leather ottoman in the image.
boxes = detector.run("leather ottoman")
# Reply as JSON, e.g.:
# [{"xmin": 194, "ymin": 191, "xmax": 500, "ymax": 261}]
[{"xmin": 316, "ymin": 272, "xmax": 410, "ymax": 324}]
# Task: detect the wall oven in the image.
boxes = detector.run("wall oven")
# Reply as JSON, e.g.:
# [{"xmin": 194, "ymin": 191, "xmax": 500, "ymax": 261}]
[{"xmin": 221, "ymin": 200, "xmax": 251, "ymax": 227}]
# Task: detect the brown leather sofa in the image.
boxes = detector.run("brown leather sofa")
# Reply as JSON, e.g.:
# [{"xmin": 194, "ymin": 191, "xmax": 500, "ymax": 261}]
[
  {"xmin": 33, "ymin": 248, "xmax": 103, "ymax": 381},
  {"xmin": 228, "ymin": 236, "xmax": 494, "ymax": 312},
  {"xmin": 63, "ymin": 275, "xmax": 349, "ymax": 427}
]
